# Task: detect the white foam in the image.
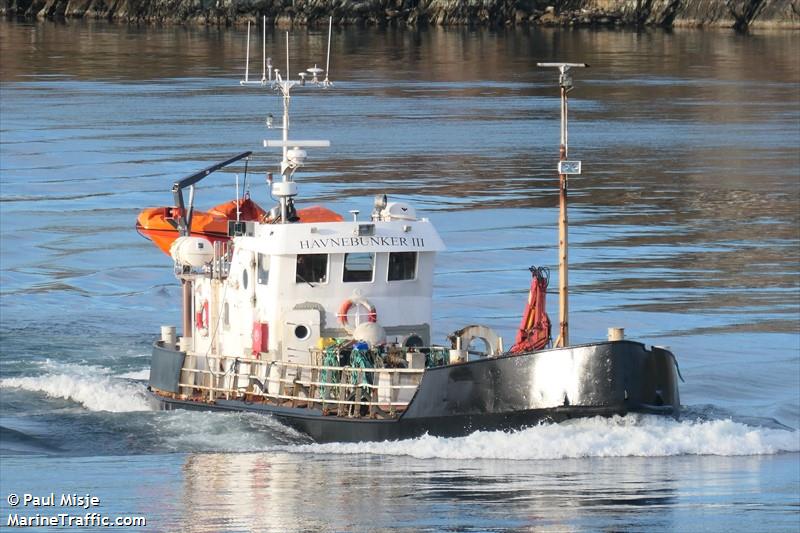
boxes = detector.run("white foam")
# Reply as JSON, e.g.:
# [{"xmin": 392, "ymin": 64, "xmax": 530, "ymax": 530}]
[
  {"xmin": 286, "ymin": 415, "xmax": 800, "ymax": 460},
  {"xmin": 0, "ymin": 370, "xmax": 151, "ymax": 413},
  {"xmin": 154, "ymin": 411, "xmax": 304, "ymax": 452},
  {"xmin": 38, "ymin": 359, "xmax": 112, "ymax": 375},
  {"xmin": 116, "ymin": 368, "xmax": 150, "ymax": 380}
]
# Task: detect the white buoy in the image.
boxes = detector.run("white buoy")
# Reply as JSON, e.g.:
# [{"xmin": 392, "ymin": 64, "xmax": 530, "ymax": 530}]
[{"xmin": 352, "ymin": 322, "xmax": 386, "ymax": 348}]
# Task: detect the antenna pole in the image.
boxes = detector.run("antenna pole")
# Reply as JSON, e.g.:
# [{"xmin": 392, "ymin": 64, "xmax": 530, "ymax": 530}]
[
  {"xmin": 235, "ymin": 174, "xmax": 240, "ymax": 222},
  {"xmin": 261, "ymin": 16, "xmax": 266, "ymax": 84},
  {"xmin": 244, "ymin": 21, "xmax": 251, "ymax": 83},
  {"xmin": 282, "ymin": 31, "xmax": 290, "ymax": 224},
  {"xmin": 557, "ymin": 80, "xmax": 569, "ymax": 348},
  {"xmin": 240, "ymin": 28, "xmax": 332, "ymax": 225},
  {"xmin": 537, "ymin": 62, "xmax": 587, "ymax": 348},
  {"xmin": 285, "ymin": 32, "xmax": 290, "ymax": 86},
  {"xmin": 280, "ymin": 89, "xmax": 290, "ymax": 222},
  {"xmin": 324, "ymin": 16, "xmax": 332, "ymax": 85}
]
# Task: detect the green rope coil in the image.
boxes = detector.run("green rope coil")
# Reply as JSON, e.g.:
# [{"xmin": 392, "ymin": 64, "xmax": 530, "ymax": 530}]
[
  {"xmin": 319, "ymin": 345, "xmax": 340, "ymax": 400},
  {"xmin": 349, "ymin": 348, "xmax": 374, "ymax": 388},
  {"xmin": 426, "ymin": 347, "xmax": 448, "ymax": 368}
]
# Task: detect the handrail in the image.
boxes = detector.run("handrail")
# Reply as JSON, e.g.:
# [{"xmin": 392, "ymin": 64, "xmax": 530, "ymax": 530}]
[
  {"xmin": 177, "ymin": 382, "xmax": 413, "ymax": 408},
  {"xmin": 190, "ymin": 352, "xmax": 427, "ymax": 376},
  {"xmin": 178, "ymin": 353, "xmax": 426, "ymax": 417},
  {"xmin": 181, "ymin": 367, "xmax": 422, "ymax": 389}
]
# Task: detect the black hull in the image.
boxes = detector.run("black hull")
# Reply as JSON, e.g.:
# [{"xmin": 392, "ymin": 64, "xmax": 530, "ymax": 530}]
[{"xmin": 149, "ymin": 340, "xmax": 680, "ymax": 443}]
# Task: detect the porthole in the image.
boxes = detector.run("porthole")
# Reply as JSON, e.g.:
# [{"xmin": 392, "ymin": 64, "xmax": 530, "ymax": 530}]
[
  {"xmin": 294, "ymin": 324, "xmax": 310, "ymax": 340},
  {"xmin": 242, "ymin": 269, "xmax": 249, "ymax": 289}
]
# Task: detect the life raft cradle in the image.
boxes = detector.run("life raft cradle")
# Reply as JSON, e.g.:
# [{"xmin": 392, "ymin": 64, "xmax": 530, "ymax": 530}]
[
  {"xmin": 136, "ymin": 198, "xmax": 344, "ymax": 256},
  {"xmin": 135, "ymin": 150, "xmax": 344, "ymax": 256}
]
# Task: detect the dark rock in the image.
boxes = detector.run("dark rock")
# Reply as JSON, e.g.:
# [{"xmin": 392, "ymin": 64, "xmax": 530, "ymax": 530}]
[
  {"xmin": 538, "ymin": 10, "xmax": 559, "ymax": 24},
  {"xmin": 1, "ymin": 0, "xmax": 796, "ymax": 30}
]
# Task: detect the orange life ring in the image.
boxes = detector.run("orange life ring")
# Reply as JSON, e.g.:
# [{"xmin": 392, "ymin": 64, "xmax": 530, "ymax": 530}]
[
  {"xmin": 337, "ymin": 298, "xmax": 377, "ymax": 332},
  {"xmin": 195, "ymin": 299, "xmax": 209, "ymax": 335}
]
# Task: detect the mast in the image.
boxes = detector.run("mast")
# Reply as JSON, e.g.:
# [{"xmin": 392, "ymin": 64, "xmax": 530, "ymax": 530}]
[
  {"xmin": 537, "ymin": 62, "xmax": 587, "ymax": 348},
  {"xmin": 240, "ymin": 21, "xmax": 334, "ymax": 223}
]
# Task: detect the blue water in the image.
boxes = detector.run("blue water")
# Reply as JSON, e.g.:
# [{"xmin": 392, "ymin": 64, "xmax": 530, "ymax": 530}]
[{"xmin": 1, "ymin": 21, "xmax": 798, "ymax": 531}]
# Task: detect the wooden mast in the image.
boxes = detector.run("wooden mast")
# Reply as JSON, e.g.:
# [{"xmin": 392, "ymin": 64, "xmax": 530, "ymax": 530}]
[
  {"xmin": 557, "ymin": 81, "xmax": 569, "ymax": 347},
  {"xmin": 537, "ymin": 62, "xmax": 588, "ymax": 348}
]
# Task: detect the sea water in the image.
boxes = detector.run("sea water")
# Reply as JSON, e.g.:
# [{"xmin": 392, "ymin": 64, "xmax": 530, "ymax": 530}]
[{"xmin": 0, "ymin": 22, "xmax": 798, "ymax": 531}]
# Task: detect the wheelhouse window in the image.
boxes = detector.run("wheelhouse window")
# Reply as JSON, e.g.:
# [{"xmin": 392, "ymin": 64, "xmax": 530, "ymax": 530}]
[
  {"xmin": 257, "ymin": 253, "xmax": 270, "ymax": 285},
  {"xmin": 343, "ymin": 253, "xmax": 375, "ymax": 283},
  {"xmin": 296, "ymin": 254, "xmax": 328, "ymax": 284},
  {"xmin": 388, "ymin": 252, "xmax": 417, "ymax": 281}
]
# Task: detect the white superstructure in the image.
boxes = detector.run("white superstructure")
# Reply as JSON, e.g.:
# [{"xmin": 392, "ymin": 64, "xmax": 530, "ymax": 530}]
[
  {"xmin": 187, "ymin": 203, "xmax": 445, "ymax": 367},
  {"xmin": 177, "ymin": 21, "xmax": 445, "ymax": 372}
]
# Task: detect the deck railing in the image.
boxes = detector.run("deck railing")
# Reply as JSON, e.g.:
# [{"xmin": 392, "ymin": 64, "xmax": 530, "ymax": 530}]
[
  {"xmin": 211, "ymin": 241, "xmax": 232, "ymax": 280},
  {"xmin": 176, "ymin": 350, "xmax": 426, "ymax": 418}
]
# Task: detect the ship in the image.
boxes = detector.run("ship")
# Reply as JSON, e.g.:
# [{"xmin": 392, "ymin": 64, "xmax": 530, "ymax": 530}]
[{"xmin": 142, "ymin": 23, "xmax": 680, "ymax": 443}]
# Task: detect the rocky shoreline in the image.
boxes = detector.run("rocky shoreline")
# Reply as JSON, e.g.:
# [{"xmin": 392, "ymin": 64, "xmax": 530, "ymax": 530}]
[{"xmin": 1, "ymin": 1, "xmax": 798, "ymax": 31}]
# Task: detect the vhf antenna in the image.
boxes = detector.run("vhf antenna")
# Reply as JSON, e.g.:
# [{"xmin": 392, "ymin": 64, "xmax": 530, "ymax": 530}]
[
  {"xmin": 537, "ymin": 62, "xmax": 588, "ymax": 348},
  {"xmin": 323, "ymin": 16, "xmax": 333, "ymax": 87},
  {"xmin": 239, "ymin": 16, "xmax": 336, "ymax": 223},
  {"xmin": 261, "ymin": 18, "xmax": 267, "ymax": 83},
  {"xmin": 241, "ymin": 16, "xmax": 271, "ymax": 85}
]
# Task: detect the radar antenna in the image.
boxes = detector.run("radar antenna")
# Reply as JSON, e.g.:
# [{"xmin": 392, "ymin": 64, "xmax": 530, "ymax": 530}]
[{"xmin": 537, "ymin": 62, "xmax": 588, "ymax": 348}]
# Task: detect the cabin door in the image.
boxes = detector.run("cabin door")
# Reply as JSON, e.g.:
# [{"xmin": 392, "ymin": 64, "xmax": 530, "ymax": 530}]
[
  {"xmin": 283, "ymin": 309, "xmax": 321, "ymax": 367},
  {"xmin": 237, "ymin": 250, "xmax": 257, "ymax": 355}
]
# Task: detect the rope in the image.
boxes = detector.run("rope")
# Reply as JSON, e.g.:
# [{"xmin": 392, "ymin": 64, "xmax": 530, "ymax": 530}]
[
  {"xmin": 426, "ymin": 347, "xmax": 448, "ymax": 368},
  {"xmin": 320, "ymin": 345, "xmax": 341, "ymax": 400},
  {"xmin": 347, "ymin": 348, "xmax": 374, "ymax": 416},
  {"xmin": 349, "ymin": 348, "xmax": 374, "ymax": 387},
  {"xmin": 203, "ymin": 274, "xmax": 231, "ymax": 377},
  {"xmin": 530, "ymin": 265, "xmax": 550, "ymax": 288}
]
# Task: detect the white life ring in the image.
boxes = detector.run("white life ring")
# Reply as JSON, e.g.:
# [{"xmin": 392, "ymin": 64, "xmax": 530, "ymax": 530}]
[{"xmin": 336, "ymin": 298, "xmax": 377, "ymax": 333}]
